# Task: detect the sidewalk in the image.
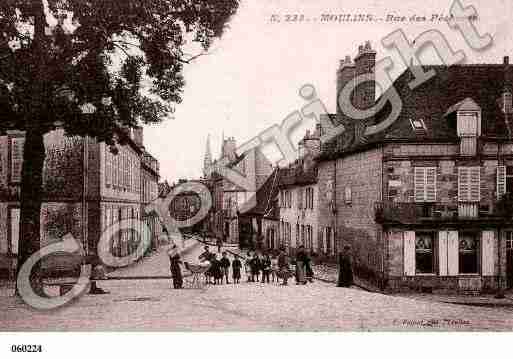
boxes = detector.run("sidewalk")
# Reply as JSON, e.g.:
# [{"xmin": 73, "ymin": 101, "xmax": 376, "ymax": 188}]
[{"xmin": 395, "ymin": 292, "xmax": 513, "ymax": 308}]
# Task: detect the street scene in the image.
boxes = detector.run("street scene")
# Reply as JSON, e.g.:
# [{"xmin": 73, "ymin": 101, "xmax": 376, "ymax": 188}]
[
  {"xmin": 2, "ymin": 237, "xmax": 513, "ymax": 331},
  {"xmin": 2, "ymin": 0, "xmax": 513, "ymax": 339}
]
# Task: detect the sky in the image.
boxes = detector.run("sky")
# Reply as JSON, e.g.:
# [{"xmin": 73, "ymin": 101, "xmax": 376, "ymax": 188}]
[{"xmin": 142, "ymin": 0, "xmax": 513, "ymax": 183}]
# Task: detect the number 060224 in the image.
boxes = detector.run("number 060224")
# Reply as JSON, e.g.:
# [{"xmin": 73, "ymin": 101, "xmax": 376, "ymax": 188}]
[{"xmin": 11, "ymin": 345, "xmax": 42, "ymax": 353}]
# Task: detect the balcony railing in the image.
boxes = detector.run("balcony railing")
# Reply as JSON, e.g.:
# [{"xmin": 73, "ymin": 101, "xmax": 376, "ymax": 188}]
[{"xmin": 374, "ymin": 201, "xmax": 506, "ymax": 224}]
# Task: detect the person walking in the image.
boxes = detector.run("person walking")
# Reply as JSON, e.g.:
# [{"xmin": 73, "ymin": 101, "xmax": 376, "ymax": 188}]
[
  {"xmin": 304, "ymin": 250, "xmax": 314, "ymax": 283},
  {"xmin": 232, "ymin": 256, "xmax": 242, "ymax": 284},
  {"xmin": 337, "ymin": 245, "xmax": 353, "ymax": 287},
  {"xmin": 168, "ymin": 244, "xmax": 183, "ymax": 289},
  {"xmin": 261, "ymin": 253, "xmax": 272, "ymax": 283},
  {"xmin": 220, "ymin": 252, "xmax": 231, "ymax": 284},
  {"xmin": 295, "ymin": 245, "xmax": 307, "ymax": 285},
  {"xmin": 277, "ymin": 247, "xmax": 291, "ymax": 286}
]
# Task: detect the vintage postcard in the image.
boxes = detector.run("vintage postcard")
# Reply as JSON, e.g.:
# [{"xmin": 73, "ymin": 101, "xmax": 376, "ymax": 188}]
[{"xmin": 1, "ymin": 0, "xmax": 513, "ymax": 355}]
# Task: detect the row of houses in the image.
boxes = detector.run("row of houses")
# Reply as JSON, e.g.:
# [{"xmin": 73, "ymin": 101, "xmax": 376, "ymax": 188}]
[
  {"xmin": 203, "ymin": 41, "xmax": 513, "ymax": 294},
  {"xmin": 0, "ymin": 126, "xmax": 162, "ymax": 277}
]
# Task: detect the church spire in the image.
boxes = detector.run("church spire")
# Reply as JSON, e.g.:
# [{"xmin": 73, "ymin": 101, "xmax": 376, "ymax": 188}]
[{"xmin": 203, "ymin": 134, "xmax": 213, "ymax": 178}]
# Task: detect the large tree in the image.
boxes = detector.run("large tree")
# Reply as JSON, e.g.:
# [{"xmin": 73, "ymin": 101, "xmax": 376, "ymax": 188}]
[{"xmin": 0, "ymin": 0, "xmax": 238, "ymax": 289}]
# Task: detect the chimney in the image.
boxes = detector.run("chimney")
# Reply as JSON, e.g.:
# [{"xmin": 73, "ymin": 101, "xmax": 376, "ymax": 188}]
[
  {"xmin": 505, "ymin": 56, "xmax": 510, "ymax": 65},
  {"xmin": 133, "ymin": 126, "xmax": 144, "ymax": 148},
  {"xmin": 353, "ymin": 40, "xmax": 377, "ymax": 112},
  {"xmin": 336, "ymin": 54, "xmax": 355, "ymax": 115}
]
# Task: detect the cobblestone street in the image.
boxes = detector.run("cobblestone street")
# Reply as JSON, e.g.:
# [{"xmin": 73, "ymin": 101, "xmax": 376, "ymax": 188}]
[{"xmin": 2, "ymin": 240, "xmax": 513, "ymax": 331}]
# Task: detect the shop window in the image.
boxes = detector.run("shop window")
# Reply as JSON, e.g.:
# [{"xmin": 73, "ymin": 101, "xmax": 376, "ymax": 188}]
[
  {"xmin": 459, "ymin": 232, "xmax": 479, "ymax": 274},
  {"xmin": 415, "ymin": 232, "xmax": 435, "ymax": 274}
]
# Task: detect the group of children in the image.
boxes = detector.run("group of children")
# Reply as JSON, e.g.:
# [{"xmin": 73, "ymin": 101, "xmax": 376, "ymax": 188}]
[{"xmin": 198, "ymin": 246, "xmax": 286, "ymax": 285}]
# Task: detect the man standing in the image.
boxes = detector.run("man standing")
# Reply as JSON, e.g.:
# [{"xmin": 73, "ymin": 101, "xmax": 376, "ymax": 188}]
[
  {"xmin": 220, "ymin": 252, "xmax": 231, "ymax": 284},
  {"xmin": 337, "ymin": 245, "xmax": 353, "ymax": 287},
  {"xmin": 295, "ymin": 245, "xmax": 307, "ymax": 285}
]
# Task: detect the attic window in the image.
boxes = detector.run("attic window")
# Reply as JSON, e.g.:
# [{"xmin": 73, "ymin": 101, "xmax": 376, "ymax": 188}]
[
  {"xmin": 504, "ymin": 92, "xmax": 512, "ymax": 114},
  {"xmin": 410, "ymin": 118, "xmax": 426, "ymax": 131}
]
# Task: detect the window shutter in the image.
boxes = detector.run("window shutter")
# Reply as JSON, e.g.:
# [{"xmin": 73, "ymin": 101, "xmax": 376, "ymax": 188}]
[
  {"xmin": 469, "ymin": 167, "xmax": 480, "ymax": 202},
  {"xmin": 403, "ymin": 231, "xmax": 416, "ymax": 276},
  {"xmin": 481, "ymin": 230, "xmax": 495, "ymax": 276},
  {"xmin": 105, "ymin": 149, "xmax": 111, "ymax": 186},
  {"xmin": 10, "ymin": 137, "xmax": 25, "ymax": 183},
  {"xmin": 425, "ymin": 167, "xmax": 437, "ymax": 202},
  {"xmin": 497, "ymin": 166, "xmax": 506, "ymax": 199},
  {"xmin": 414, "ymin": 167, "xmax": 425, "ymax": 202},
  {"xmin": 438, "ymin": 231, "xmax": 448, "ymax": 276},
  {"xmin": 447, "ymin": 231, "xmax": 459, "ymax": 275},
  {"xmin": 458, "ymin": 167, "xmax": 470, "ymax": 202}
]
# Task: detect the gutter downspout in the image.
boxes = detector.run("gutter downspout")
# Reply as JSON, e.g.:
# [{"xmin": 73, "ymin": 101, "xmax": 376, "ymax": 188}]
[{"xmin": 496, "ymin": 140, "xmax": 505, "ymax": 298}]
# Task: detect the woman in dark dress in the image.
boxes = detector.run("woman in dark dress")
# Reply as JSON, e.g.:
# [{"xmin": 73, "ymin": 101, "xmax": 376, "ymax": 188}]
[
  {"xmin": 337, "ymin": 245, "xmax": 353, "ymax": 287},
  {"xmin": 168, "ymin": 245, "xmax": 183, "ymax": 289}
]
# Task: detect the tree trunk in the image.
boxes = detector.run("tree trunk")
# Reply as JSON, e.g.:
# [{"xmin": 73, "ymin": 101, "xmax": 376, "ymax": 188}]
[
  {"xmin": 15, "ymin": 0, "xmax": 47, "ymax": 296},
  {"xmin": 15, "ymin": 128, "xmax": 46, "ymax": 295}
]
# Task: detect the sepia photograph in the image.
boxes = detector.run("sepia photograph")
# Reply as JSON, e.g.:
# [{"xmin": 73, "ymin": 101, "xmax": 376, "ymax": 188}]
[{"xmin": 1, "ymin": 0, "xmax": 513, "ymax": 356}]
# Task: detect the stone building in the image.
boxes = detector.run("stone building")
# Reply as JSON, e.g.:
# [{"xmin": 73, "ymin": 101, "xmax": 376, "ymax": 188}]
[
  {"xmin": 317, "ymin": 41, "xmax": 513, "ymax": 293},
  {"xmin": 203, "ymin": 136, "xmax": 273, "ymax": 246},
  {"xmin": 278, "ymin": 130, "xmax": 321, "ymax": 255},
  {"xmin": 141, "ymin": 147, "xmax": 161, "ymax": 251},
  {"xmin": 0, "ymin": 126, "xmax": 160, "ymax": 277},
  {"xmin": 239, "ymin": 167, "xmax": 281, "ymax": 250}
]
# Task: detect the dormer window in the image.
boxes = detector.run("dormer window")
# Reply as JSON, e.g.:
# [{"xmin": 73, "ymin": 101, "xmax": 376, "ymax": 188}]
[
  {"xmin": 503, "ymin": 92, "xmax": 512, "ymax": 114},
  {"xmin": 457, "ymin": 111, "xmax": 479, "ymax": 136},
  {"xmin": 409, "ymin": 118, "xmax": 426, "ymax": 131}
]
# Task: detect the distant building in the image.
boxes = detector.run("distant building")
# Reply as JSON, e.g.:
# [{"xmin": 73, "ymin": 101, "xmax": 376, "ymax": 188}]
[
  {"xmin": 203, "ymin": 135, "xmax": 274, "ymax": 247},
  {"xmin": 140, "ymin": 147, "xmax": 161, "ymax": 251},
  {"xmin": 278, "ymin": 130, "xmax": 321, "ymax": 255}
]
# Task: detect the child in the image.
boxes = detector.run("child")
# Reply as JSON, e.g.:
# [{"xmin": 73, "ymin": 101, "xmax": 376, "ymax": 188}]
[
  {"xmin": 232, "ymin": 256, "xmax": 242, "ymax": 284},
  {"xmin": 244, "ymin": 252, "xmax": 253, "ymax": 282},
  {"xmin": 261, "ymin": 253, "xmax": 272, "ymax": 283},
  {"xmin": 220, "ymin": 252, "xmax": 231, "ymax": 284},
  {"xmin": 270, "ymin": 255, "xmax": 279, "ymax": 283}
]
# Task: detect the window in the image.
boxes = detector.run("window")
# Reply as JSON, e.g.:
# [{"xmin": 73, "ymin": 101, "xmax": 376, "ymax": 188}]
[
  {"xmin": 415, "ymin": 232, "xmax": 435, "ymax": 274},
  {"xmin": 326, "ymin": 227, "xmax": 332, "ymax": 255},
  {"xmin": 318, "ymin": 230, "xmax": 324, "ymax": 253},
  {"xmin": 458, "ymin": 167, "xmax": 480, "ymax": 202},
  {"xmin": 296, "ymin": 223, "xmax": 300, "ymax": 246},
  {"xmin": 105, "ymin": 147, "xmax": 111, "ymax": 186},
  {"xmin": 10, "ymin": 137, "xmax": 24, "ymax": 183},
  {"xmin": 301, "ymin": 225, "xmax": 305, "ymax": 245},
  {"xmin": 459, "ymin": 232, "xmax": 479, "ymax": 274},
  {"xmin": 457, "ymin": 111, "xmax": 479, "ymax": 136},
  {"xmin": 345, "ymin": 186, "xmax": 352, "ymax": 205},
  {"xmin": 507, "ymin": 231, "xmax": 513, "ymax": 250},
  {"xmin": 9, "ymin": 208, "xmax": 20, "ymax": 255},
  {"xmin": 298, "ymin": 188, "xmax": 303, "ymax": 209},
  {"xmin": 414, "ymin": 167, "xmax": 437, "ymax": 202}
]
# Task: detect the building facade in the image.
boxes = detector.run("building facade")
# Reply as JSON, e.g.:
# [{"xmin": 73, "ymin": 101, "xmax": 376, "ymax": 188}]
[
  {"xmin": 0, "ymin": 126, "xmax": 162, "ymax": 277},
  {"xmin": 317, "ymin": 41, "xmax": 513, "ymax": 293},
  {"xmin": 141, "ymin": 149, "xmax": 161, "ymax": 251}
]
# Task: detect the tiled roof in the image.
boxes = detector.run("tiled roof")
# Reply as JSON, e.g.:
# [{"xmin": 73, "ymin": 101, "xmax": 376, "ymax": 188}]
[
  {"xmin": 278, "ymin": 160, "xmax": 318, "ymax": 188},
  {"xmin": 240, "ymin": 168, "xmax": 281, "ymax": 217},
  {"xmin": 319, "ymin": 63, "xmax": 513, "ymax": 160}
]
